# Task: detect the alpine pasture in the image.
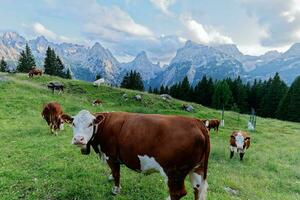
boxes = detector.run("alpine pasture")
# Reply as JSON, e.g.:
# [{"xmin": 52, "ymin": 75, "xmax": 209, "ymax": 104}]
[{"xmin": 0, "ymin": 73, "xmax": 299, "ymax": 200}]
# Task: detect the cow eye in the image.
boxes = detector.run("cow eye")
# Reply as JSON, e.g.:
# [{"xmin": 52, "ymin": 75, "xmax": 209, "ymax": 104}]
[{"xmin": 88, "ymin": 123, "xmax": 93, "ymax": 127}]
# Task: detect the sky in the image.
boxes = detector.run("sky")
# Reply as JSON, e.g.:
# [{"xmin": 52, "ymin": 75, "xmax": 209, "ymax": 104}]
[{"xmin": 1, "ymin": 0, "xmax": 300, "ymax": 64}]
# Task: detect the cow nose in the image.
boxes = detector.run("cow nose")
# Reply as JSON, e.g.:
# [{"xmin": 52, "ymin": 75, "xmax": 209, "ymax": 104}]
[{"xmin": 73, "ymin": 136, "xmax": 84, "ymax": 144}]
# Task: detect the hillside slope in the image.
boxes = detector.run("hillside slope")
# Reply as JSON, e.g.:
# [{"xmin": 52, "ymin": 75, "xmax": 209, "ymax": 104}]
[{"xmin": 0, "ymin": 73, "xmax": 299, "ymax": 200}]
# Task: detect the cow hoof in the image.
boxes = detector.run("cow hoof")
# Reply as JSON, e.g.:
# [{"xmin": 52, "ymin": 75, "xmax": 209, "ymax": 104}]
[
  {"xmin": 111, "ymin": 186, "xmax": 121, "ymax": 195},
  {"xmin": 108, "ymin": 174, "xmax": 114, "ymax": 181}
]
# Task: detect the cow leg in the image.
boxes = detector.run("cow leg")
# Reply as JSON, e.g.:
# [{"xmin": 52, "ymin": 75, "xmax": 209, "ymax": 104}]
[
  {"xmin": 189, "ymin": 168, "xmax": 208, "ymax": 200},
  {"xmin": 50, "ymin": 123, "xmax": 54, "ymax": 134},
  {"xmin": 167, "ymin": 174, "xmax": 187, "ymax": 200},
  {"xmin": 230, "ymin": 151, "xmax": 234, "ymax": 159},
  {"xmin": 240, "ymin": 153, "xmax": 244, "ymax": 161},
  {"xmin": 107, "ymin": 159, "xmax": 121, "ymax": 195}
]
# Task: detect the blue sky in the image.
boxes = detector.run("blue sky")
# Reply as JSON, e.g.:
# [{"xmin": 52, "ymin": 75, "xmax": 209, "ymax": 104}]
[{"xmin": 1, "ymin": 0, "xmax": 300, "ymax": 63}]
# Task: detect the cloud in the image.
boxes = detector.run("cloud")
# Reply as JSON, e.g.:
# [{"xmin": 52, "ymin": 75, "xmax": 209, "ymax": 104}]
[
  {"xmin": 32, "ymin": 22, "xmax": 76, "ymax": 43},
  {"xmin": 238, "ymin": 44, "xmax": 290, "ymax": 56},
  {"xmin": 149, "ymin": 0, "xmax": 176, "ymax": 16},
  {"xmin": 180, "ymin": 15, "xmax": 233, "ymax": 45},
  {"xmin": 32, "ymin": 22, "xmax": 56, "ymax": 40},
  {"xmin": 62, "ymin": 0, "xmax": 154, "ymax": 42},
  {"xmin": 240, "ymin": 0, "xmax": 300, "ymax": 47},
  {"xmin": 85, "ymin": 6, "xmax": 153, "ymax": 39}
]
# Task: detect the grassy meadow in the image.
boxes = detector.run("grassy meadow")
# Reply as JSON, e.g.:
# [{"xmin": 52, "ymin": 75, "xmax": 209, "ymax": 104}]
[{"xmin": 0, "ymin": 72, "xmax": 299, "ymax": 200}]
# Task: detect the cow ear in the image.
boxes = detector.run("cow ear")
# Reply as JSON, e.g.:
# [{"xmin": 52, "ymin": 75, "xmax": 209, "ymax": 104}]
[
  {"xmin": 94, "ymin": 114, "xmax": 105, "ymax": 125},
  {"xmin": 61, "ymin": 114, "xmax": 73, "ymax": 124},
  {"xmin": 245, "ymin": 137, "xmax": 251, "ymax": 149}
]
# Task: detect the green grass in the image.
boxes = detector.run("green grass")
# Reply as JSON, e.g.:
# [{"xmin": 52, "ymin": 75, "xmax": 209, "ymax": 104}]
[{"xmin": 0, "ymin": 72, "xmax": 299, "ymax": 200}]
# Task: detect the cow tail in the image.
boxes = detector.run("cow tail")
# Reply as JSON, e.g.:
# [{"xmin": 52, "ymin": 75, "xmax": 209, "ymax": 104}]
[
  {"xmin": 196, "ymin": 119, "xmax": 210, "ymax": 180},
  {"xmin": 203, "ymin": 130, "xmax": 210, "ymax": 180}
]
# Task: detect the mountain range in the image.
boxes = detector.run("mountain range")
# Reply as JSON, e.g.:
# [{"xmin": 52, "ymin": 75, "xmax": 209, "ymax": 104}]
[{"xmin": 1, "ymin": 31, "xmax": 299, "ymax": 87}]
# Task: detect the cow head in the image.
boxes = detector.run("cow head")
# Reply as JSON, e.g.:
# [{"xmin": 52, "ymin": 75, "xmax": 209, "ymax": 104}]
[
  {"xmin": 62, "ymin": 110, "xmax": 105, "ymax": 151},
  {"xmin": 230, "ymin": 132, "xmax": 251, "ymax": 152}
]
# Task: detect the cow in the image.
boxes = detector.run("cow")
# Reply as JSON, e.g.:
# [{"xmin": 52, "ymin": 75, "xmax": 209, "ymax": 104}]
[
  {"xmin": 92, "ymin": 99, "xmax": 102, "ymax": 106},
  {"xmin": 202, "ymin": 119, "xmax": 220, "ymax": 133},
  {"xmin": 63, "ymin": 110, "xmax": 210, "ymax": 200},
  {"xmin": 93, "ymin": 78, "xmax": 106, "ymax": 87},
  {"xmin": 47, "ymin": 82, "xmax": 64, "ymax": 94},
  {"xmin": 229, "ymin": 131, "xmax": 251, "ymax": 161},
  {"xmin": 41, "ymin": 102, "xmax": 69, "ymax": 135},
  {"xmin": 28, "ymin": 68, "xmax": 43, "ymax": 78}
]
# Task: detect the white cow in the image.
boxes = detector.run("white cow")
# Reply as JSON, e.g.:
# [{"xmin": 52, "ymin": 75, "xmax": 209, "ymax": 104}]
[{"xmin": 93, "ymin": 78, "xmax": 106, "ymax": 87}]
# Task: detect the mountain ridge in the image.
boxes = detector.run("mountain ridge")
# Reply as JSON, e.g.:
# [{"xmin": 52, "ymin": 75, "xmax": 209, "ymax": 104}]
[{"xmin": 1, "ymin": 31, "xmax": 299, "ymax": 86}]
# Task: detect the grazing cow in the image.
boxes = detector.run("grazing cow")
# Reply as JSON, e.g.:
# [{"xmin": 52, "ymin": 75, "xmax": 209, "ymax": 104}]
[
  {"xmin": 93, "ymin": 78, "xmax": 106, "ymax": 87},
  {"xmin": 47, "ymin": 82, "xmax": 64, "ymax": 94},
  {"xmin": 28, "ymin": 68, "xmax": 43, "ymax": 78},
  {"xmin": 41, "ymin": 102, "xmax": 69, "ymax": 135},
  {"xmin": 63, "ymin": 110, "xmax": 210, "ymax": 200},
  {"xmin": 92, "ymin": 99, "xmax": 103, "ymax": 106},
  {"xmin": 230, "ymin": 131, "xmax": 251, "ymax": 161},
  {"xmin": 203, "ymin": 119, "xmax": 220, "ymax": 132}
]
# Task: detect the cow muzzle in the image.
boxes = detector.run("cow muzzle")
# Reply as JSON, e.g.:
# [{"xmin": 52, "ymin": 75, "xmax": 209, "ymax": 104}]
[{"xmin": 73, "ymin": 135, "xmax": 86, "ymax": 145}]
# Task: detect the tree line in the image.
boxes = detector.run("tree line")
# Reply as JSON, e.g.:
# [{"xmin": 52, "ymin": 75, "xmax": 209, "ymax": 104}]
[
  {"xmin": 0, "ymin": 44, "xmax": 72, "ymax": 79},
  {"xmin": 148, "ymin": 73, "xmax": 299, "ymax": 122}
]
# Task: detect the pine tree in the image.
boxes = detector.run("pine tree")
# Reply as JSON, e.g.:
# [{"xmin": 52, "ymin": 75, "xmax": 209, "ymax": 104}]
[
  {"xmin": 121, "ymin": 72, "xmax": 130, "ymax": 88},
  {"xmin": 260, "ymin": 73, "xmax": 288, "ymax": 118},
  {"xmin": 64, "ymin": 68, "xmax": 72, "ymax": 79},
  {"xmin": 160, "ymin": 85, "xmax": 165, "ymax": 94},
  {"xmin": 148, "ymin": 86, "xmax": 153, "ymax": 93},
  {"xmin": 170, "ymin": 83, "xmax": 181, "ymax": 98},
  {"xmin": 165, "ymin": 86, "xmax": 169, "ymax": 94},
  {"xmin": 194, "ymin": 76, "xmax": 214, "ymax": 106},
  {"xmin": 231, "ymin": 76, "xmax": 248, "ymax": 113},
  {"xmin": 207, "ymin": 78, "xmax": 214, "ymax": 106},
  {"xmin": 43, "ymin": 47, "xmax": 69, "ymax": 78},
  {"xmin": 0, "ymin": 57, "xmax": 8, "ymax": 72},
  {"xmin": 276, "ymin": 76, "xmax": 300, "ymax": 122},
  {"xmin": 120, "ymin": 70, "xmax": 144, "ymax": 91},
  {"xmin": 212, "ymin": 80, "xmax": 232, "ymax": 109},
  {"xmin": 153, "ymin": 88, "xmax": 159, "ymax": 94},
  {"xmin": 44, "ymin": 47, "xmax": 57, "ymax": 75},
  {"xmin": 180, "ymin": 76, "xmax": 191, "ymax": 100},
  {"xmin": 56, "ymin": 56, "xmax": 65, "ymax": 77},
  {"xmin": 17, "ymin": 44, "xmax": 36, "ymax": 72}
]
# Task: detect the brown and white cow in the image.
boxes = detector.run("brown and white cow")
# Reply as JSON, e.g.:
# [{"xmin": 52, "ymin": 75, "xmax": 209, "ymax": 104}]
[
  {"xmin": 63, "ymin": 110, "xmax": 210, "ymax": 200},
  {"xmin": 28, "ymin": 68, "xmax": 43, "ymax": 78},
  {"xmin": 41, "ymin": 102, "xmax": 69, "ymax": 135},
  {"xmin": 230, "ymin": 131, "xmax": 251, "ymax": 161},
  {"xmin": 202, "ymin": 119, "xmax": 220, "ymax": 132},
  {"xmin": 92, "ymin": 99, "xmax": 102, "ymax": 106}
]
